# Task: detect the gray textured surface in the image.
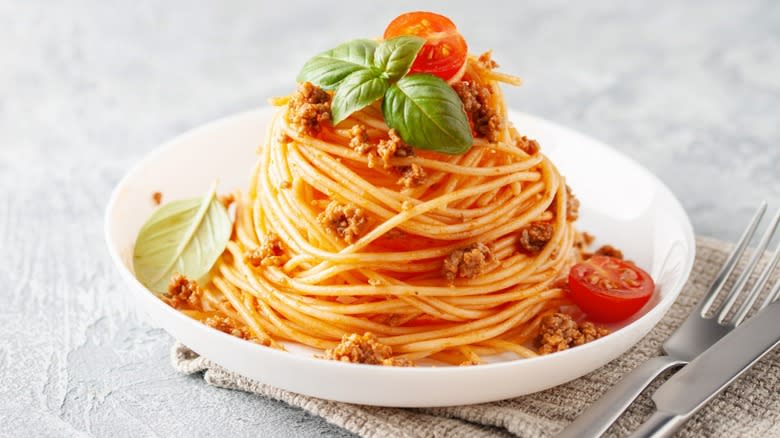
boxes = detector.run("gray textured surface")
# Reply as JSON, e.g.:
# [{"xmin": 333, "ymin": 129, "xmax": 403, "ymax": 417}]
[{"xmin": 1, "ymin": 0, "xmax": 778, "ymax": 437}]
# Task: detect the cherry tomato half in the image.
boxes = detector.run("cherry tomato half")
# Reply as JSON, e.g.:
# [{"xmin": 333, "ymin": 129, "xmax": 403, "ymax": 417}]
[
  {"xmin": 568, "ymin": 256, "xmax": 655, "ymax": 323},
  {"xmin": 383, "ymin": 11, "xmax": 468, "ymax": 81}
]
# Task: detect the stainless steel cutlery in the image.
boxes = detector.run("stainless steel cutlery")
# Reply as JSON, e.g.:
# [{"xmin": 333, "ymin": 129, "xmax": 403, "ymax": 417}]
[{"xmin": 561, "ymin": 202, "xmax": 780, "ymax": 437}]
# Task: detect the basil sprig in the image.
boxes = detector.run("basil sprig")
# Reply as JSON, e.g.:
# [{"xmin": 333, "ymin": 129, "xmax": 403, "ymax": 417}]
[
  {"xmin": 296, "ymin": 39, "xmax": 378, "ymax": 89},
  {"xmin": 331, "ymin": 69, "xmax": 389, "ymax": 126},
  {"xmin": 133, "ymin": 183, "xmax": 232, "ymax": 294},
  {"xmin": 383, "ymin": 75, "xmax": 472, "ymax": 155},
  {"xmin": 372, "ymin": 36, "xmax": 426, "ymax": 81},
  {"xmin": 297, "ymin": 36, "xmax": 473, "ymax": 154}
]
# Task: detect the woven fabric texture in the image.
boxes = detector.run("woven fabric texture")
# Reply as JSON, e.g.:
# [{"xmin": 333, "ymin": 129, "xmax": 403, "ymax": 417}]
[{"xmin": 171, "ymin": 237, "xmax": 780, "ymax": 437}]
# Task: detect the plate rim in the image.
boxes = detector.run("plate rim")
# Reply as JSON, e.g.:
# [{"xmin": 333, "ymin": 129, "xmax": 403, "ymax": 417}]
[{"xmin": 104, "ymin": 107, "xmax": 696, "ymax": 377}]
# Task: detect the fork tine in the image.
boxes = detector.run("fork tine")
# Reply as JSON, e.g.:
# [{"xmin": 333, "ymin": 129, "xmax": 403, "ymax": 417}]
[
  {"xmin": 716, "ymin": 208, "xmax": 780, "ymax": 323},
  {"xmin": 760, "ymin": 269, "xmax": 780, "ymax": 307},
  {"xmin": 732, "ymin": 226, "xmax": 780, "ymax": 326},
  {"xmin": 699, "ymin": 202, "xmax": 767, "ymax": 314}
]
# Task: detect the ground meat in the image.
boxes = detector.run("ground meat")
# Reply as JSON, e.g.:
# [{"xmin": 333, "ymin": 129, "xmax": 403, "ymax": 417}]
[
  {"xmin": 593, "ymin": 245, "xmax": 624, "ymax": 260},
  {"xmin": 288, "ymin": 82, "xmax": 331, "ymax": 136},
  {"xmin": 167, "ymin": 274, "xmax": 201, "ymax": 309},
  {"xmin": 246, "ymin": 232, "xmax": 286, "ymax": 267},
  {"xmin": 515, "ymin": 135, "xmax": 540, "ymax": 155},
  {"xmin": 279, "ymin": 180, "xmax": 292, "ymax": 189},
  {"xmin": 573, "ymin": 231, "xmax": 596, "ymax": 252},
  {"xmin": 350, "ymin": 127, "xmax": 413, "ymax": 169},
  {"xmin": 442, "ymin": 242, "xmax": 494, "ymax": 283},
  {"xmin": 152, "ymin": 191, "xmax": 162, "ymax": 205},
  {"xmin": 453, "ymin": 80, "xmax": 501, "ymax": 142},
  {"xmin": 318, "ymin": 201, "xmax": 368, "ymax": 244},
  {"xmin": 205, "ymin": 315, "xmax": 251, "ymax": 339},
  {"xmin": 477, "ymin": 51, "xmax": 499, "ymax": 70},
  {"xmin": 205, "ymin": 316, "xmax": 271, "ymax": 346},
  {"xmin": 387, "ymin": 357, "xmax": 415, "ymax": 367},
  {"xmin": 517, "ymin": 222, "xmax": 554, "ymax": 255},
  {"xmin": 565, "ymin": 185, "xmax": 579, "ymax": 221},
  {"xmin": 459, "ymin": 360, "xmax": 481, "ymax": 366},
  {"xmin": 377, "ymin": 129, "xmax": 413, "ymax": 166},
  {"xmin": 323, "ymin": 332, "xmax": 413, "ymax": 366},
  {"xmin": 348, "ymin": 124, "xmax": 373, "ymax": 154},
  {"xmin": 396, "ymin": 163, "xmax": 427, "ymax": 188},
  {"xmin": 537, "ymin": 313, "xmax": 609, "ymax": 355},
  {"xmin": 582, "ymin": 232, "xmax": 595, "ymax": 246}
]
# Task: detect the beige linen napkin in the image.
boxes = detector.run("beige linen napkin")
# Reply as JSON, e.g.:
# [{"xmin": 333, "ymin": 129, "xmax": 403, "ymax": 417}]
[{"xmin": 171, "ymin": 237, "xmax": 780, "ymax": 437}]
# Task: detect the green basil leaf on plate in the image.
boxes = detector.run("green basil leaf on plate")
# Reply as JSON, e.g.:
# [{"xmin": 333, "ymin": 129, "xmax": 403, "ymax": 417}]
[
  {"xmin": 382, "ymin": 74, "xmax": 473, "ymax": 154},
  {"xmin": 133, "ymin": 184, "xmax": 232, "ymax": 294},
  {"xmin": 331, "ymin": 69, "xmax": 389, "ymax": 125},
  {"xmin": 297, "ymin": 39, "xmax": 378, "ymax": 89},
  {"xmin": 373, "ymin": 35, "xmax": 425, "ymax": 82}
]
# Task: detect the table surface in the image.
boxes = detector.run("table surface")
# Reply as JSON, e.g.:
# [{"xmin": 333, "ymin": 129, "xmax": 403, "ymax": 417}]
[{"xmin": 2, "ymin": 0, "xmax": 778, "ymax": 436}]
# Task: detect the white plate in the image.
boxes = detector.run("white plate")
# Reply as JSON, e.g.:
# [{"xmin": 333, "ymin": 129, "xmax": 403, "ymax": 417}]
[{"xmin": 105, "ymin": 107, "xmax": 695, "ymax": 407}]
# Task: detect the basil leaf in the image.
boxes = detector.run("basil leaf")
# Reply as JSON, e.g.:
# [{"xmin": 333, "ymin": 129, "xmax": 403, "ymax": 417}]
[
  {"xmin": 382, "ymin": 74, "xmax": 473, "ymax": 154},
  {"xmin": 133, "ymin": 184, "xmax": 232, "ymax": 294},
  {"xmin": 297, "ymin": 39, "xmax": 378, "ymax": 89},
  {"xmin": 373, "ymin": 35, "xmax": 425, "ymax": 82},
  {"xmin": 331, "ymin": 69, "xmax": 389, "ymax": 125}
]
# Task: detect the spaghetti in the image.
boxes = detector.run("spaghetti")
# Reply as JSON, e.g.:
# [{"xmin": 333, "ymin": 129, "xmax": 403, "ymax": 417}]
[
  {"xmin": 138, "ymin": 11, "xmax": 651, "ymax": 367},
  {"xmin": 170, "ymin": 52, "xmax": 594, "ymax": 366}
]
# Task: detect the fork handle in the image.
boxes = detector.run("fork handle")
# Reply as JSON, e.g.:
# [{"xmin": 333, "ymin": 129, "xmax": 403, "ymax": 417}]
[
  {"xmin": 628, "ymin": 411, "xmax": 687, "ymax": 438},
  {"xmin": 558, "ymin": 355, "xmax": 684, "ymax": 438}
]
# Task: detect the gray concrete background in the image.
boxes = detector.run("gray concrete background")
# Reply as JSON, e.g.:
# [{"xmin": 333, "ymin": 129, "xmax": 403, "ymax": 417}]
[{"xmin": 1, "ymin": 0, "xmax": 778, "ymax": 436}]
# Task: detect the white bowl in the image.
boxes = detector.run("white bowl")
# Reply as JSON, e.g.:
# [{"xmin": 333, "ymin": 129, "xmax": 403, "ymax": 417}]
[{"xmin": 105, "ymin": 107, "xmax": 695, "ymax": 407}]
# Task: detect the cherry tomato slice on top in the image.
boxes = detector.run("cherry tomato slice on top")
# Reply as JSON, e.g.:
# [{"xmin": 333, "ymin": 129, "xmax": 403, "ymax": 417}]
[
  {"xmin": 568, "ymin": 256, "xmax": 655, "ymax": 323},
  {"xmin": 384, "ymin": 11, "xmax": 468, "ymax": 81}
]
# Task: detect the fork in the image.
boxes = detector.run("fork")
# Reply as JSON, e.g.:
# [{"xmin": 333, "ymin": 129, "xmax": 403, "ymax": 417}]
[{"xmin": 559, "ymin": 202, "xmax": 780, "ymax": 438}]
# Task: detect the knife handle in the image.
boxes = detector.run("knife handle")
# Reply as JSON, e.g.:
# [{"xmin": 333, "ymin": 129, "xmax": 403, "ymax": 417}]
[
  {"xmin": 629, "ymin": 411, "xmax": 687, "ymax": 438},
  {"xmin": 558, "ymin": 355, "xmax": 684, "ymax": 438}
]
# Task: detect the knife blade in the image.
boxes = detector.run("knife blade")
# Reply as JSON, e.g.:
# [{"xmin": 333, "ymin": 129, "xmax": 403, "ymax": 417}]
[{"xmin": 630, "ymin": 299, "xmax": 780, "ymax": 437}]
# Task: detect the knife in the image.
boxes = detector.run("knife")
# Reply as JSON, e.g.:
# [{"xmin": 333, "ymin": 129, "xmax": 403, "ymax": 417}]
[{"xmin": 629, "ymin": 299, "xmax": 780, "ymax": 437}]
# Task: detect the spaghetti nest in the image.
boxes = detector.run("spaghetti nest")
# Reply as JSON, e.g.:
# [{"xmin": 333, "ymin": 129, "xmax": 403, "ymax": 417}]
[{"xmin": 192, "ymin": 57, "xmax": 584, "ymax": 366}]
